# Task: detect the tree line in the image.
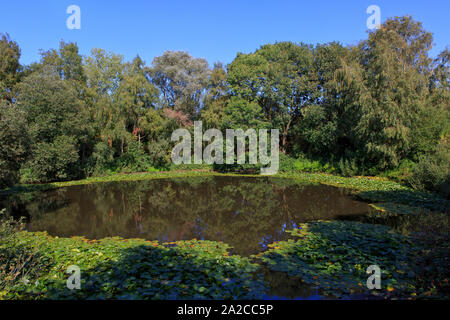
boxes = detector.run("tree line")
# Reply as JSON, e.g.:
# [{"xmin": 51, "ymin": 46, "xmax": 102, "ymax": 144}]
[{"xmin": 0, "ymin": 16, "xmax": 448, "ymax": 196}]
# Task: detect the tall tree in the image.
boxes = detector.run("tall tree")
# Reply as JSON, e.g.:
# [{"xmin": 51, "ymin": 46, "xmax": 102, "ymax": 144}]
[
  {"xmin": 227, "ymin": 42, "xmax": 317, "ymax": 152},
  {"xmin": 201, "ymin": 62, "xmax": 228, "ymax": 129},
  {"xmin": 17, "ymin": 72, "xmax": 88, "ymax": 181},
  {"xmin": 115, "ymin": 55, "xmax": 159, "ymax": 143},
  {"xmin": 0, "ymin": 33, "xmax": 21, "ymax": 102},
  {"xmin": 355, "ymin": 16, "xmax": 434, "ymax": 169},
  {"xmin": 149, "ymin": 51, "xmax": 210, "ymax": 119},
  {"xmin": 0, "ymin": 101, "xmax": 30, "ymax": 187},
  {"xmin": 84, "ymin": 48, "xmax": 125, "ymax": 151},
  {"xmin": 294, "ymin": 42, "xmax": 351, "ymax": 157}
]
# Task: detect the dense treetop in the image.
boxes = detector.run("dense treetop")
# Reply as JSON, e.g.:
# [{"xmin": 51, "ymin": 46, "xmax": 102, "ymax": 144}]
[{"xmin": 0, "ymin": 16, "xmax": 448, "ymax": 195}]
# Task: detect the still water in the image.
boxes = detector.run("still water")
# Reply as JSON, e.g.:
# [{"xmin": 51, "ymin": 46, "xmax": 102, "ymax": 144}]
[{"xmin": 2, "ymin": 176, "xmax": 369, "ymax": 256}]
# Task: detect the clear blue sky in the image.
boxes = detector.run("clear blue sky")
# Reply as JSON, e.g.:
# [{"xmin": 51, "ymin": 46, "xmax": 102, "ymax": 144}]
[{"xmin": 1, "ymin": 0, "xmax": 448, "ymax": 67}]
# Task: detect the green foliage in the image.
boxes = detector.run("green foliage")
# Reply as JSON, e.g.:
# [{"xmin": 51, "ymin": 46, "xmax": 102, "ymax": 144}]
[
  {"xmin": 0, "ymin": 33, "xmax": 21, "ymax": 102},
  {"xmin": 147, "ymin": 139, "xmax": 171, "ymax": 169},
  {"xmin": 22, "ymin": 136, "xmax": 81, "ymax": 183},
  {"xmin": 381, "ymin": 159, "xmax": 416, "ymax": 183},
  {"xmin": 223, "ymin": 96, "xmax": 269, "ymax": 130},
  {"xmin": 39, "ymin": 40, "xmax": 86, "ymax": 86},
  {"xmin": 410, "ymin": 106, "xmax": 449, "ymax": 160},
  {"xmin": 0, "ymin": 210, "xmax": 47, "ymax": 295},
  {"xmin": 0, "ymin": 232, "xmax": 265, "ymax": 300},
  {"xmin": 18, "ymin": 72, "xmax": 87, "ymax": 143},
  {"xmin": 407, "ymin": 143, "xmax": 450, "ymax": 197},
  {"xmin": 295, "ymin": 157, "xmax": 333, "ymax": 174},
  {"xmin": 277, "ymin": 154, "xmax": 298, "ymax": 173},
  {"xmin": 87, "ymin": 141, "xmax": 116, "ymax": 175},
  {"xmin": 227, "ymin": 42, "xmax": 317, "ymax": 151},
  {"xmin": 352, "ymin": 17, "xmax": 434, "ymax": 170},
  {"xmin": 0, "ymin": 102, "xmax": 30, "ymax": 188},
  {"xmin": 150, "ymin": 51, "xmax": 210, "ymax": 117},
  {"xmin": 278, "ymin": 154, "xmax": 336, "ymax": 175},
  {"xmin": 0, "ymin": 16, "xmax": 447, "ymax": 198},
  {"xmin": 337, "ymin": 158, "xmax": 359, "ymax": 177},
  {"xmin": 295, "ymin": 105, "xmax": 337, "ymax": 157},
  {"xmin": 213, "ymin": 162, "xmax": 262, "ymax": 174},
  {"xmin": 16, "ymin": 72, "xmax": 88, "ymax": 183},
  {"xmin": 258, "ymin": 221, "xmax": 416, "ymax": 298},
  {"xmin": 116, "ymin": 140, "xmax": 152, "ymax": 173}
]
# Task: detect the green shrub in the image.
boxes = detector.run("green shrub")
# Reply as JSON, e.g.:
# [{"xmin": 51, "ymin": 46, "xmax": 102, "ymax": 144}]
[
  {"xmin": 407, "ymin": 143, "xmax": 450, "ymax": 197},
  {"xmin": 212, "ymin": 150, "xmax": 263, "ymax": 174},
  {"xmin": 279, "ymin": 154, "xmax": 335, "ymax": 174},
  {"xmin": 213, "ymin": 162, "xmax": 262, "ymax": 174},
  {"xmin": 381, "ymin": 159, "xmax": 416, "ymax": 183},
  {"xmin": 337, "ymin": 158, "xmax": 359, "ymax": 177},
  {"xmin": 0, "ymin": 103, "xmax": 30, "ymax": 188},
  {"xmin": 278, "ymin": 153, "xmax": 297, "ymax": 173},
  {"xmin": 0, "ymin": 209, "xmax": 45, "ymax": 294},
  {"xmin": 147, "ymin": 139, "xmax": 171, "ymax": 169},
  {"xmin": 294, "ymin": 156, "xmax": 331, "ymax": 173},
  {"xmin": 116, "ymin": 140, "xmax": 152, "ymax": 173},
  {"xmin": 89, "ymin": 141, "xmax": 116, "ymax": 175},
  {"xmin": 22, "ymin": 135, "xmax": 81, "ymax": 183}
]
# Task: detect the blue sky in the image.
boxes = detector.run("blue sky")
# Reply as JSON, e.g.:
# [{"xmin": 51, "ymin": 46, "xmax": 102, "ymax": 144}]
[{"xmin": 1, "ymin": 0, "xmax": 449, "ymax": 67}]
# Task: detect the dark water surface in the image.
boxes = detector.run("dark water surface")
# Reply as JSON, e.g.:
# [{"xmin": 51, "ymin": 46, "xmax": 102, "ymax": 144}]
[{"xmin": 2, "ymin": 176, "xmax": 369, "ymax": 257}]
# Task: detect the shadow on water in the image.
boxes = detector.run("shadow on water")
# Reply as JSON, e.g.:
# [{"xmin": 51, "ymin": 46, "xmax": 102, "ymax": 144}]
[
  {"xmin": 357, "ymin": 189, "xmax": 449, "ymax": 213},
  {"xmin": 31, "ymin": 243, "xmax": 264, "ymax": 300},
  {"xmin": 260, "ymin": 268, "xmax": 329, "ymax": 300}
]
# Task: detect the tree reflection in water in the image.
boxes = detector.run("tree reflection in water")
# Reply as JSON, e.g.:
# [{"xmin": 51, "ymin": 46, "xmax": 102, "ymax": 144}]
[{"xmin": 2, "ymin": 176, "xmax": 369, "ymax": 256}]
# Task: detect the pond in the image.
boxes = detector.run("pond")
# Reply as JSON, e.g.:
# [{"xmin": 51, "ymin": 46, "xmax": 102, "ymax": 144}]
[{"xmin": 2, "ymin": 176, "xmax": 370, "ymax": 257}]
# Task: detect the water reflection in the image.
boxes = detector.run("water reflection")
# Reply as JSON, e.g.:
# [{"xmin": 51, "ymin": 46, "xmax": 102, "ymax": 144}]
[{"xmin": 2, "ymin": 176, "xmax": 369, "ymax": 256}]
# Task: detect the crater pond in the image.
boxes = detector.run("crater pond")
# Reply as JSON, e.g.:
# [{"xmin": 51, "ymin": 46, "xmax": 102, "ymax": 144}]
[{"xmin": 2, "ymin": 176, "xmax": 370, "ymax": 256}]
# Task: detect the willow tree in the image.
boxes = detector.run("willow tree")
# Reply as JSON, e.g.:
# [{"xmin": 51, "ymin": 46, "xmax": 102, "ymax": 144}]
[
  {"xmin": 149, "ymin": 51, "xmax": 211, "ymax": 120},
  {"xmin": 115, "ymin": 56, "xmax": 159, "ymax": 143},
  {"xmin": 201, "ymin": 63, "xmax": 228, "ymax": 130},
  {"xmin": 354, "ymin": 16, "xmax": 435, "ymax": 169},
  {"xmin": 84, "ymin": 48, "xmax": 126, "ymax": 152}
]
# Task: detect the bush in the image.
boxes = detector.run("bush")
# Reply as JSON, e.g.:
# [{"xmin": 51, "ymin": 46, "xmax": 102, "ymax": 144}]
[
  {"xmin": 278, "ymin": 153, "xmax": 297, "ymax": 173},
  {"xmin": 278, "ymin": 154, "xmax": 336, "ymax": 174},
  {"xmin": 213, "ymin": 161, "xmax": 262, "ymax": 174},
  {"xmin": 0, "ymin": 209, "xmax": 45, "ymax": 295},
  {"xmin": 0, "ymin": 103, "xmax": 30, "ymax": 188},
  {"xmin": 88, "ymin": 141, "xmax": 116, "ymax": 175},
  {"xmin": 212, "ymin": 149, "xmax": 263, "ymax": 174},
  {"xmin": 407, "ymin": 143, "xmax": 450, "ymax": 197},
  {"xmin": 116, "ymin": 140, "xmax": 153, "ymax": 173},
  {"xmin": 294, "ymin": 156, "xmax": 333, "ymax": 173},
  {"xmin": 147, "ymin": 139, "xmax": 171, "ymax": 169},
  {"xmin": 337, "ymin": 158, "xmax": 359, "ymax": 177},
  {"xmin": 381, "ymin": 159, "xmax": 416, "ymax": 183},
  {"xmin": 22, "ymin": 135, "xmax": 81, "ymax": 183}
]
